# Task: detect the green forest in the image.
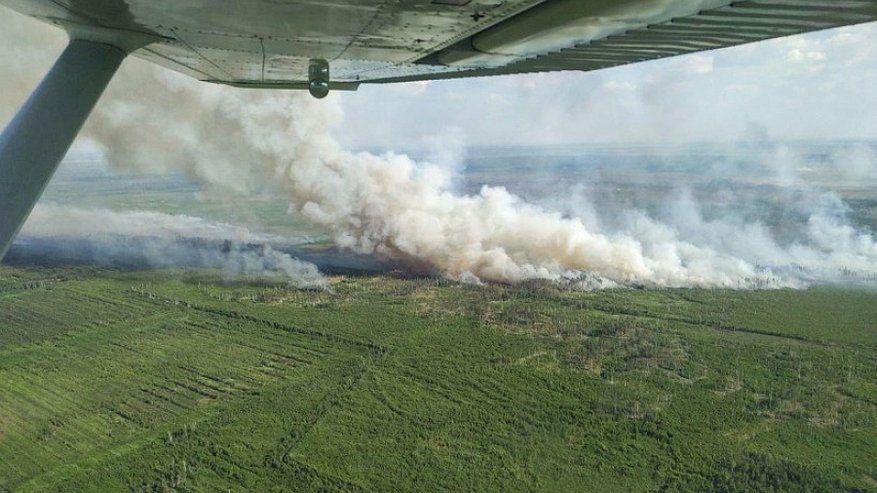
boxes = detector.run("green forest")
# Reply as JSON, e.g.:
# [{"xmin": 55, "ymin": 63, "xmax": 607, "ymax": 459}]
[{"xmin": 1, "ymin": 265, "xmax": 875, "ymax": 492}]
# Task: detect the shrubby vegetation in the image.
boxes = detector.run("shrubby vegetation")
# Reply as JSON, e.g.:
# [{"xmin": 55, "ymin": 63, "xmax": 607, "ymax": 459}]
[{"xmin": 0, "ymin": 265, "xmax": 874, "ymax": 492}]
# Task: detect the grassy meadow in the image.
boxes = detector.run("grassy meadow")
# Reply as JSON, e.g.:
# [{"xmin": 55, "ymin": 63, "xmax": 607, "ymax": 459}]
[{"xmin": 0, "ymin": 265, "xmax": 875, "ymax": 492}]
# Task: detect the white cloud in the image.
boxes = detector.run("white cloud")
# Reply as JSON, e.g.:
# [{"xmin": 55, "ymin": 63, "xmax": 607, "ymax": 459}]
[
  {"xmin": 397, "ymin": 80, "xmax": 431, "ymax": 95},
  {"xmin": 603, "ymin": 80, "xmax": 636, "ymax": 93},
  {"xmin": 674, "ymin": 54, "xmax": 714, "ymax": 75},
  {"xmin": 787, "ymin": 48, "xmax": 826, "ymax": 63}
]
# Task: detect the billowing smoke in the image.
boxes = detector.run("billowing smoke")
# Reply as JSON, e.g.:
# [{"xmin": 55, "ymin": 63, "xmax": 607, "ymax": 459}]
[
  {"xmin": 3, "ymin": 12, "xmax": 877, "ymax": 288},
  {"xmin": 84, "ymin": 72, "xmax": 877, "ymax": 287},
  {"xmin": 15, "ymin": 205, "xmax": 327, "ymax": 288},
  {"xmin": 22, "ymin": 204, "xmax": 274, "ymax": 241}
]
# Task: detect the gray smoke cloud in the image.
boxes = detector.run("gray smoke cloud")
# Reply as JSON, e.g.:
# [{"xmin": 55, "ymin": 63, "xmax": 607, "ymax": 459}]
[
  {"xmin": 22, "ymin": 204, "xmax": 272, "ymax": 241},
  {"xmin": 16, "ymin": 205, "xmax": 327, "ymax": 288},
  {"xmin": 0, "ymin": 9, "xmax": 65, "ymax": 123},
  {"xmin": 3, "ymin": 11, "xmax": 877, "ymax": 288}
]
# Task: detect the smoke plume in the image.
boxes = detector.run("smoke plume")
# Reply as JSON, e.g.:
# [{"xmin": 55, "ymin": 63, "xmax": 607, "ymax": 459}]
[
  {"xmin": 22, "ymin": 204, "xmax": 273, "ymax": 242},
  {"xmin": 16, "ymin": 205, "xmax": 326, "ymax": 288},
  {"xmin": 3, "ymin": 12, "xmax": 877, "ymax": 288}
]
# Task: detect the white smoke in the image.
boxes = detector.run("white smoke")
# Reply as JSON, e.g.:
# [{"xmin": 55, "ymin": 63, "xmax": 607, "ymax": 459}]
[
  {"xmin": 3, "ymin": 12, "xmax": 877, "ymax": 288},
  {"xmin": 86, "ymin": 68, "xmax": 877, "ymax": 287},
  {"xmin": 821, "ymin": 144, "xmax": 877, "ymax": 184},
  {"xmin": 16, "ymin": 205, "xmax": 326, "ymax": 288},
  {"xmin": 22, "ymin": 204, "xmax": 272, "ymax": 242},
  {"xmin": 86, "ymin": 80, "xmax": 767, "ymax": 286}
]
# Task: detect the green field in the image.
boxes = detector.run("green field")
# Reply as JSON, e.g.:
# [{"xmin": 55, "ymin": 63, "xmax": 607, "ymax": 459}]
[{"xmin": 0, "ymin": 265, "xmax": 875, "ymax": 492}]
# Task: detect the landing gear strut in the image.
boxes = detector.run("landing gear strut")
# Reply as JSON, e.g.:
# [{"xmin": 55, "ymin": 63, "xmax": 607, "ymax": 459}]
[{"xmin": 0, "ymin": 39, "xmax": 126, "ymax": 259}]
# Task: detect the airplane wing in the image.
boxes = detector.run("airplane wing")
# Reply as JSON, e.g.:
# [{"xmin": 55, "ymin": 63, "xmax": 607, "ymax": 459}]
[{"xmin": 2, "ymin": 0, "xmax": 875, "ymax": 90}]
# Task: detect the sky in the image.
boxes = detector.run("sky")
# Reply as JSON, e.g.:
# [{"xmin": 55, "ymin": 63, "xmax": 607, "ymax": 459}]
[
  {"xmin": 337, "ymin": 21, "xmax": 877, "ymax": 148},
  {"xmin": 1, "ymin": 9, "xmax": 876, "ymax": 150}
]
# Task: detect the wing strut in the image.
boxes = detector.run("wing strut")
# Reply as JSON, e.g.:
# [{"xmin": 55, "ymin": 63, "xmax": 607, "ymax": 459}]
[{"xmin": 0, "ymin": 39, "xmax": 125, "ymax": 259}]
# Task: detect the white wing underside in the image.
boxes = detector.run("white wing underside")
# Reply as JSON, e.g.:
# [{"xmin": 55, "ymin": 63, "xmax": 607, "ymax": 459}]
[{"xmin": 1, "ymin": 0, "xmax": 876, "ymax": 88}]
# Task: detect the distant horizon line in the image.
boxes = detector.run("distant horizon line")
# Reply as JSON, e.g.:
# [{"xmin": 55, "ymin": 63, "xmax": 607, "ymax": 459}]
[{"xmin": 63, "ymin": 137, "xmax": 877, "ymax": 163}]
